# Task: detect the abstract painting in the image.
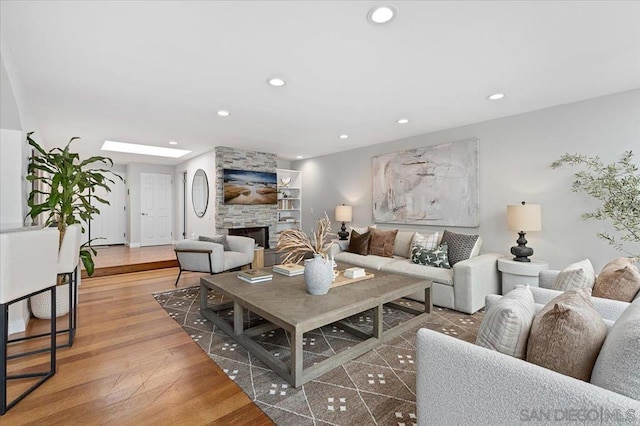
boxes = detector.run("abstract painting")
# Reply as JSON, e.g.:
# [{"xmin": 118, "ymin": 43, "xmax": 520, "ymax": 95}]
[{"xmin": 372, "ymin": 139, "xmax": 479, "ymax": 226}]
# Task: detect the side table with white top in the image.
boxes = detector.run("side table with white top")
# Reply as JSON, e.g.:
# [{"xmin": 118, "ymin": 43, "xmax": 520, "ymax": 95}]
[{"xmin": 497, "ymin": 257, "xmax": 549, "ymax": 295}]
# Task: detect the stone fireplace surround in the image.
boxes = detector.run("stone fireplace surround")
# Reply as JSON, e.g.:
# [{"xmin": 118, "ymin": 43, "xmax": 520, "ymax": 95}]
[{"xmin": 214, "ymin": 146, "xmax": 278, "ymax": 248}]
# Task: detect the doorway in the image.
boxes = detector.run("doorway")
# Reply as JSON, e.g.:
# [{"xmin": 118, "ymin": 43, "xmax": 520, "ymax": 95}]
[{"xmin": 140, "ymin": 172, "xmax": 172, "ymax": 246}]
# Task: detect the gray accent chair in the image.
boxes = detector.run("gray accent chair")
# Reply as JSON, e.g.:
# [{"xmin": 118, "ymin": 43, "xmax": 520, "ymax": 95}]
[{"xmin": 173, "ymin": 236, "xmax": 255, "ymax": 286}]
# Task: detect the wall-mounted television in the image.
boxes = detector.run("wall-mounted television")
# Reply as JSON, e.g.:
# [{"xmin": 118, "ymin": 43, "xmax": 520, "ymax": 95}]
[{"xmin": 223, "ymin": 169, "xmax": 278, "ymax": 205}]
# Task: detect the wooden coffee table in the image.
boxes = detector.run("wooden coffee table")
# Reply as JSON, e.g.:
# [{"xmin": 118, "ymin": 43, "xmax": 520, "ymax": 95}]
[{"xmin": 200, "ymin": 264, "xmax": 431, "ymax": 387}]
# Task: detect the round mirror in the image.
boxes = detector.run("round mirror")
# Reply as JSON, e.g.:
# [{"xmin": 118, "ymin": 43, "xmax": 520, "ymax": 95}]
[{"xmin": 192, "ymin": 169, "xmax": 209, "ymax": 217}]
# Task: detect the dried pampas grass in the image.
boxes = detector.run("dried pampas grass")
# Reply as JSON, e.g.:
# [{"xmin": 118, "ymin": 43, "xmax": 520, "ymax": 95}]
[{"xmin": 277, "ymin": 213, "xmax": 335, "ymax": 264}]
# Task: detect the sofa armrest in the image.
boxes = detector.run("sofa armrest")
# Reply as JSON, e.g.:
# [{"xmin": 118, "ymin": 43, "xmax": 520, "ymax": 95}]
[
  {"xmin": 529, "ymin": 286, "xmax": 629, "ymax": 322},
  {"xmin": 452, "ymin": 252, "xmax": 501, "ymax": 314},
  {"xmin": 227, "ymin": 236, "xmax": 255, "ymax": 263},
  {"xmin": 416, "ymin": 328, "xmax": 640, "ymax": 425}
]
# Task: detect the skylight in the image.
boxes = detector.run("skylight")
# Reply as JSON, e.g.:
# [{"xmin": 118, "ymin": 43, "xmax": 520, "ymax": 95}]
[{"xmin": 101, "ymin": 140, "xmax": 191, "ymax": 158}]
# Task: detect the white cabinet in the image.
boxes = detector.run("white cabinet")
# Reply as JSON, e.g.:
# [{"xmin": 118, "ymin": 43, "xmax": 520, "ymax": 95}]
[{"xmin": 276, "ymin": 169, "xmax": 301, "ymax": 233}]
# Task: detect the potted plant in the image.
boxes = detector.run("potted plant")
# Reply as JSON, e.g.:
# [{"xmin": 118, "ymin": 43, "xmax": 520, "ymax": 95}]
[
  {"xmin": 277, "ymin": 213, "xmax": 335, "ymax": 295},
  {"xmin": 551, "ymin": 150, "xmax": 639, "ymax": 257},
  {"xmin": 26, "ymin": 132, "xmax": 120, "ymax": 318}
]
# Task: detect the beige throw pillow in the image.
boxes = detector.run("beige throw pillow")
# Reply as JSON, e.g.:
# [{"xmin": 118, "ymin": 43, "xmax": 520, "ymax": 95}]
[
  {"xmin": 592, "ymin": 257, "xmax": 640, "ymax": 302},
  {"xmin": 476, "ymin": 285, "xmax": 536, "ymax": 359},
  {"xmin": 526, "ymin": 288, "xmax": 607, "ymax": 382},
  {"xmin": 552, "ymin": 259, "xmax": 596, "ymax": 291}
]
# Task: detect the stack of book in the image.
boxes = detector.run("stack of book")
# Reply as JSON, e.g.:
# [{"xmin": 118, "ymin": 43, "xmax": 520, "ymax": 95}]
[
  {"xmin": 273, "ymin": 264, "xmax": 305, "ymax": 277},
  {"xmin": 344, "ymin": 267, "xmax": 366, "ymax": 279},
  {"xmin": 237, "ymin": 269, "xmax": 273, "ymax": 284}
]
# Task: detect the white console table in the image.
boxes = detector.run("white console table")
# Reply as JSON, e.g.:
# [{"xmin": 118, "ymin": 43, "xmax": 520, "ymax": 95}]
[{"xmin": 498, "ymin": 257, "xmax": 549, "ymax": 295}]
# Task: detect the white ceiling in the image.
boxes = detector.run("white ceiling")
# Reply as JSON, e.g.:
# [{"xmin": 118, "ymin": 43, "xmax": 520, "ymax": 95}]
[{"xmin": 1, "ymin": 1, "xmax": 639, "ymax": 166}]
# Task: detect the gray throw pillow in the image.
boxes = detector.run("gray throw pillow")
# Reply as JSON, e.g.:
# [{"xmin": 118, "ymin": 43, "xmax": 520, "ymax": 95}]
[
  {"xmin": 590, "ymin": 299, "xmax": 640, "ymax": 400},
  {"xmin": 440, "ymin": 230, "xmax": 479, "ymax": 266},
  {"xmin": 199, "ymin": 235, "xmax": 231, "ymax": 251},
  {"xmin": 411, "ymin": 243, "xmax": 450, "ymax": 269}
]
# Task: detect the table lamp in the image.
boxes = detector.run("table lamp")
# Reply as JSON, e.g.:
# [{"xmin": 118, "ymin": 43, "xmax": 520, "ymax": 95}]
[
  {"xmin": 507, "ymin": 201, "xmax": 542, "ymax": 262},
  {"xmin": 335, "ymin": 204, "xmax": 353, "ymax": 240}
]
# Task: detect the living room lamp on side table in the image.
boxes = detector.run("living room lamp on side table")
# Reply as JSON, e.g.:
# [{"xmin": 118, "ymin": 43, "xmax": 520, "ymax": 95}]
[
  {"xmin": 507, "ymin": 201, "xmax": 541, "ymax": 262},
  {"xmin": 335, "ymin": 204, "xmax": 352, "ymax": 240}
]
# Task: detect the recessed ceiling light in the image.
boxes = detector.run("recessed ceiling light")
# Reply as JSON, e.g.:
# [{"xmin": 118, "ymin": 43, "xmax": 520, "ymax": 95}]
[
  {"xmin": 339, "ymin": 134, "xmax": 349, "ymax": 139},
  {"xmin": 296, "ymin": 155, "xmax": 303, "ymax": 159},
  {"xmin": 368, "ymin": 6, "xmax": 396, "ymax": 24},
  {"xmin": 217, "ymin": 110, "xmax": 230, "ymax": 117},
  {"xmin": 267, "ymin": 78, "xmax": 286, "ymax": 87},
  {"xmin": 101, "ymin": 141, "xmax": 191, "ymax": 158},
  {"xmin": 169, "ymin": 141, "xmax": 178, "ymax": 145},
  {"xmin": 397, "ymin": 118, "xmax": 409, "ymax": 124},
  {"xmin": 488, "ymin": 93, "xmax": 505, "ymax": 100}
]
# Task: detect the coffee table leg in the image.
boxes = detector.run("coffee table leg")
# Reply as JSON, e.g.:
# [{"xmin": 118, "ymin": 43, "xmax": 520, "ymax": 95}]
[
  {"xmin": 291, "ymin": 328, "xmax": 304, "ymax": 387},
  {"xmin": 234, "ymin": 301, "xmax": 244, "ymax": 335},
  {"xmin": 424, "ymin": 286, "xmax": 432, "ymax": 313},
  {"xmin": 200, "ymin": 282, "xmax": 208, "ymax": 312},
  {"xmin": 373, "ymin": 304, "xmax": 383, "ymax": 339}
]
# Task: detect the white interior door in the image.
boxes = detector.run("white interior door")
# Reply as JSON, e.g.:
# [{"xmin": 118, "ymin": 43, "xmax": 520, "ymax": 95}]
[
  {"xmin": 140, "ymin": 172, "xmax": 172, "ymax": 246},
  {"xmin": 90, "ymin": 172, "xmax": 126, "ymax": 245}
]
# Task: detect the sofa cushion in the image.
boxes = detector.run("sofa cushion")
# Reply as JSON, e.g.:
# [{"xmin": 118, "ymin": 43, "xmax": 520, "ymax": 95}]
[
  {"xmin": 199, "ymin": 235, "xmax": 231, "ymax": 251},
  {"xmin": 369, "ymin": 228, "xmax": 398, "ymax": 257},
  {"xmin": 526, "ymin": 288, "xmax": 607, "ymax": 382},
  {"xmin": 346, "ymin": 230, "xmax": 370, "ymax": 255},
  {"xmin": 411, "ymin": 243, "xmax": 450, "ymax": 269},
  {"xmin": 476, "ymin": 285, "xmax": 536, "ymax": 359},
  {"xmin": 440, "ymin": 230, "xmax": 479, "ymax": 266},
  {"xmin": 590, "ymin": 299, "xmax": 640, "ymax": 400},
  {"xmin": 393, "ymin": 231, "xmax": 416, "ymax": 258},
  {"xmin": 380, "ymin": 258, "xmax": 454, "ymax": 286},
  {"xmin": 411, "ymin": 231, "xmax": 440, "ymax": 252},
  {"xmin": 593, "ymin": 257, "xmax": 640, "ymax": 302},
  {"xmin": 335, "ymin": 251, "xmax": 396, "ymax": 270},
  {"xmin": 552, "ymin": 259, "xmax": 596, "ymax": 291}
]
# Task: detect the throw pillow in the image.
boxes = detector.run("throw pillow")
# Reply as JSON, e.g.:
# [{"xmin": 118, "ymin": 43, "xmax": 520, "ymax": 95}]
[
  {"xmin": 476, "ymin": 285, "xmax": 536, "ymax": 359},
  {"xmin": 393, "ymin": 231, "xmax": 416, "ymax": 258},
  {"xmin": 526, "ymin": 288, "xmax": 607, "ymax": 382},
  {"xmin": 440, "ymin": 230, "xmax": 479, "ymax": 266},
  {"xmin": 590, "ymin": 299, "xmax": 640, "ymax": 400},
  {"xmin": 368, "ymin": 228, "xmax": 398, "ymax": 257},
  {"xmin": 199, "ymin": 235, "xmax": 231, "ymax": 251},
  {"xmin": 346, "ymin": 230, "xmax": 371, "ymax": 255},
  {"xmin": 552, "ymin": 259, "xmax": 596, "ymax": 291},
  {"xmin": 411, "ymin": 231, "xmax": 440, "ymax": 252},
  {"xmin": 592, "ymin": 257, "xmax": 640, "ymax": 302},
  {"xmin": 411, "ymin": 243, "xmax": 450, "ymax": 269},
  {"xmin": 349, "ymin": 225, "xmax": 376, "ymax": 237}
]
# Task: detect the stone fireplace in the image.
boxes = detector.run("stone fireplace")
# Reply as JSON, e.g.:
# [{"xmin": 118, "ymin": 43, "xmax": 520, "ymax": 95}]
[
  {"xmin": 228, "ymin": 226, "xmax": 270, "ymax": 249},
  {"xmin": 215, "ymin": 146, "xmax": 278, "ymax": 248}
]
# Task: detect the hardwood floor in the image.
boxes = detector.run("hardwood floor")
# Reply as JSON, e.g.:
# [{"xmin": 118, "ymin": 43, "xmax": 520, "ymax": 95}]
[
  {"xmin": 81, "ymin": 245, "xmax": 178, "ymax": 278},
  {"xmin": 4, "ymin": 268, "xmax": 273, "ymax": 425}
]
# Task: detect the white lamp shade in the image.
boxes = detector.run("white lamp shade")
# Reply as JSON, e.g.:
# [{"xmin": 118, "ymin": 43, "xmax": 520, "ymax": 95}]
[
  {"xmin": 507, "ymin": 203, "xmax": 542, "ymax": 232},
  {"xmin": 335, "ymin": 205, "xmax": 353, "ymax": 222}
]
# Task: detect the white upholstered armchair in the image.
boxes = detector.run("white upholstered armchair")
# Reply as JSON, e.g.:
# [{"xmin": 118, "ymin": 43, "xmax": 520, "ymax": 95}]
[{"xmin": 173, "ymin": 235, "xmax": 255, "ymax": 286}]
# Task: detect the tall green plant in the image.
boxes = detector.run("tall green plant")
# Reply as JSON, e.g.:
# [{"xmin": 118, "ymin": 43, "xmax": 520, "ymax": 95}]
[
  {"xmin": 551, "ymin": 150, "xmax": 639, "ymax": 257},
  {"xmin": 26, "ymin": 132, "xmax": 121, "ymax": 276}
]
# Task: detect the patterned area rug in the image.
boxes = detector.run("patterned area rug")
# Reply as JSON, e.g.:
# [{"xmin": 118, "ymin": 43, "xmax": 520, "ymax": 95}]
[{"xmin": 154, "ymin": 286, "xmax": 484, "ymax": 425}]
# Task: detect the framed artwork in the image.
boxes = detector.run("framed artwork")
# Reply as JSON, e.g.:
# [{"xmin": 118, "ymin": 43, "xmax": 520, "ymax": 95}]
[{"xmin": 372, "ymin": 139, "xmax": 479, "ymax": 226}]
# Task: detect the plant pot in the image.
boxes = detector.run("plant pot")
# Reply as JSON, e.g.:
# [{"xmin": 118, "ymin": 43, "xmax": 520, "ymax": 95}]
[
  {"xmin": 304, "ymin": 254, "xmax": 333, "ymax": 295},
  {"xmin": 30, "ymin": 283, "xmax": 72, "ymax": 319}
]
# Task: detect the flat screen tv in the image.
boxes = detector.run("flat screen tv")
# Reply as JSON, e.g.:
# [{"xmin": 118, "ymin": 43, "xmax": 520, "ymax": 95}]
[{"xmin": 223, "ymin": 169, "xmax": 278, "ymax": 205}]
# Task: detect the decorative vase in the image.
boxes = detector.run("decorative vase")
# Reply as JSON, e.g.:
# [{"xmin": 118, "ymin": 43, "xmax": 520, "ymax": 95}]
[
  {"xmin": 304, "ymin": 254, "xmax": 333, "ymax": 295},
  {"xmin": 30, "ymin": 282, "xmax": 72, "ymax": 319}
]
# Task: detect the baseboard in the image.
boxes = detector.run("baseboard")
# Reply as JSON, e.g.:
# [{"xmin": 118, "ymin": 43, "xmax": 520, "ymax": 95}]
[
  {"xmin": 129, "ymin": 242, "xmax": 141, "ymax": 248},
  {"xmin": 8, "ymin": 303, "xmax": 30, "ymax": 336}
]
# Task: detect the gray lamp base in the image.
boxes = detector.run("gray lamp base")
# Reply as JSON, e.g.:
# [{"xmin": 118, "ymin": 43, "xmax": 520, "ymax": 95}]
[{"xmin": 511, "ymin": 231, "xmax": 533, "ymax": 262}]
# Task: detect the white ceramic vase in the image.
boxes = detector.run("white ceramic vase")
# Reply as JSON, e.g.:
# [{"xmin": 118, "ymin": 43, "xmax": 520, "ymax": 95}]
[
  {"xmin": 304, "ymin": 254, "xmax": 333, "ymax": 295},
  {"xmin": 30, "ymin": 283, "xmax": 72, "ymax": 319}
]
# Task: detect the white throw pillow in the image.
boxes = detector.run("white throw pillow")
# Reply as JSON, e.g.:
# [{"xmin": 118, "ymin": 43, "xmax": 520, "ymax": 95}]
[
  {"xmin": 411, "ymin": 231, "xmax": 439, "ymax": 252},
  {"xmin": 552, "ymin": 259, "xmax": 596, "ymax": 291},
  {"xmin": 590, "ymin": 299, "xmax": 640, "ymax": 400},
  {"xmin": 348, "ymin": 224, "xmax": 376, "ymax": 239},
  {"xmin": 476, "ymin": 285, "xmax": 536, "ymax": 359},
  {"xmin": 393, "ymin": 231, "xmax": 415, "ymax": 258}
]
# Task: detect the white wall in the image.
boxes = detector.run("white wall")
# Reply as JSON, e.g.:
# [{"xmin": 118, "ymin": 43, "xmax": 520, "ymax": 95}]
[
  {"xmin": 126, "ymin": 162, "xmax": 176, "ymax": 247},
  {"xmin": 0, "ymin": 129, "xmax": 24, "ymax": 228},
  {"xmin": 294, "ymin": 90, "xmax": 640, "ymax": 271},
  {"xmin": 174, "ymin": 150, "xmax": 216, "ymax": 240}
]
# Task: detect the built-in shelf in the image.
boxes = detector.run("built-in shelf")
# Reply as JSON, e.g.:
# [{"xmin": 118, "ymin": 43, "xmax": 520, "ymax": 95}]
[{"xmin": 277, "ymin": 169, "xmax": 301, "ymax": 232}]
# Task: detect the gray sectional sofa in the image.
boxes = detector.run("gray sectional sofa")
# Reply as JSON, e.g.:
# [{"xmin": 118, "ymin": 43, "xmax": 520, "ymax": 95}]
[{"xmin": 333, "ymin": 229, "xmax": 501, "ymax": 314}]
